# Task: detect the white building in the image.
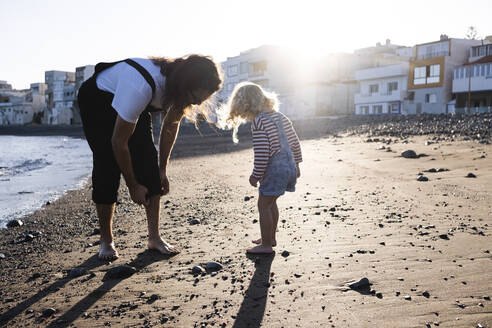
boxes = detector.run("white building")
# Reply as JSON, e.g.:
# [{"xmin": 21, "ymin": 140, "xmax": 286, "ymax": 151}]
[
  {"xmin": 0, "ymin": 82, "xmax": 46, "ymax": 125},
  {"xmin": 452, "ymin": 42, "xmax": 492, "ymax": 113},
  {"xmin": 354, "ymin": 62, "xmax": 409, "ymax": 115},
  {"xmin": 44, "ymin": 70, "xmax": 75, "ymax": 124}
]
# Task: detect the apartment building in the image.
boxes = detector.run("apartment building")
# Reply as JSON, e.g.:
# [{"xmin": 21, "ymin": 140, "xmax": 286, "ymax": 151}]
[
  {"xmin": 452, "ymin": 41, "xmax": 492, "ymax": 113},
  {"xmin": 44, "ymin": 70, "xmax": 75, "ymax": 124},
  {"xmin": 354, "ymin": 62, "xmax": 410, "ymax": 115},
  {"xmin": 405, "ymin": 35, "xmax": 481, "ymax": 114},
  {"xmin": 0, "ymin": 82, "xmax": 46, "ymax": 125}
]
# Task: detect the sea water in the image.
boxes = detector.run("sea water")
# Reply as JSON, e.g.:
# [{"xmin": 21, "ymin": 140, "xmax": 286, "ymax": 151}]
[{"xmin": 0, "ymin": 135, "xmax": 92, "ymax": 228}]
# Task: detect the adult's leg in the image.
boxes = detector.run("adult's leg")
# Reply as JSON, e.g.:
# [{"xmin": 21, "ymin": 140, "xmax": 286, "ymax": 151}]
[
  {"xmin": 247, "ymin": 195, "xmax": 276, "ymax": 254},
  {"xmin": 145, "ymin": 195, "xmax": 179, "ymax": 254},
  {"xmin": 96, "ymin": 203, "xmax": 118, "ymax": 260},
  {"xmin": 129, "ymin": 112, "xmax": 179, "ymax": 255},
  {"xmin": 79, "ymin": 78, "xmax": 120, "ymax": 260}
]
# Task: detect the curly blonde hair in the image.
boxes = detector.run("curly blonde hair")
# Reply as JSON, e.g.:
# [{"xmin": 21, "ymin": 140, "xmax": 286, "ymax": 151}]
[{"xmin": 216, "ymin": 82, "xmax": 279, "ymax": 143}]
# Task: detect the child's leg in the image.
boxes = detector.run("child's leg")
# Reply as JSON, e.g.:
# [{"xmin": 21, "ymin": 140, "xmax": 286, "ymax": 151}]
[
  {"xmin": 252, "ymin": 196, "xmax": 279, "ymax": 246},
  {"xmin": 247, "ymin": 195, "xmax": 276, "ymax": 254},
  {"xmin": 271, "ymin": 197, "xmax": 279, "ymax": 244}
]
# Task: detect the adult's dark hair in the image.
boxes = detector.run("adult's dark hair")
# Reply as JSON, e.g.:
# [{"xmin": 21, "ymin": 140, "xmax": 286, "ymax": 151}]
[{"xmin": 150, "ymin": 54, "xmax": 222, "ymax": 121}]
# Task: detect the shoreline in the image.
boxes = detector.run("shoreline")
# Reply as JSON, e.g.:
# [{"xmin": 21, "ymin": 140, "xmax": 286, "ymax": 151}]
[{"xmin": 0, "ymin": 132, "xmax": 490, "ymax": 327}]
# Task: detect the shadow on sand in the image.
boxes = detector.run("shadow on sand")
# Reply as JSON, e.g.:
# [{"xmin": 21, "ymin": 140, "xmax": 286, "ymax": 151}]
[
  {"xmin": 0, "ymin": 250, "xmax": 175, "ymax": 328},
  {"xmin": 232, "ymin": 253, "xmax": 275, "ymax": 328}
]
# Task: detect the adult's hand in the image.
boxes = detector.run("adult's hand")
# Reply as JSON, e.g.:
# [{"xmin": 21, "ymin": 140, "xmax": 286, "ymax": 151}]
[
  {"xmin": 129, "ymin": 184, "xmax": 149, "ymax": 206},
  {"xmin": 296, "ymin": 163, "xmax": 301, "ymax": 178},
  {"xmin": 160, "ymin": 170, "xmax": 170, "ymax": 195}
]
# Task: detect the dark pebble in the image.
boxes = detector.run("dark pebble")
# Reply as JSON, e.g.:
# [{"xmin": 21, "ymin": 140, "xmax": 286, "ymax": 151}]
[
  {"xmin": 376, "ymin": 292, "xmax": 383, "ymax": 299},
  {"xmin": 41, "ymin": 308, "xmax": 56, "ymax": 317},
  {"xmin": 205, "ymin": 262, "xmax": 223, "ymax": 273},
  {"xmin": 417, "ymin": 175, "xmax": 429, "ymax": 182},
  {"xmin": 102, "ymin": 265, "xmax": 137, "ymax": 281},
  {"xmin": 244, "ymin": 196, "xmax": 251, "ymax": 201},
  {"xmin": 147, "ymin": 294, "xmax": 160, "ymax": 304},
  {"xmin": 348, "ymin": 277, "xmax": 371, "ymax": 290},
  {"xmin": 7, "ymin": 220, "xmax": 23, "ymax": 228},
  {"xmin": 281, "ymin": 250, "xmax": 290, "ymax": 258},
  {"xmin": 191, "ymin": 266, "xmax": 205, "ymax": 275},
  {"xmin": 423, "ymin": 291, "xmax": 430, "ymax": 298},
  {"xmin": 24, "ymin": 234, "xmax": 35, "ymax": 242},
  {"xmin": 466, "ymin": 173, "xmax": 477, "ymax": 178},
  {"xmin": 438, "ymin": 234, "xmax": 449, "ymax": 240},
  {"xmin": 189, "ymin": 219, "xmax": 201, "ymax": 225},
  {"xmin": 401, "ymin": 150, "xmax": 418, "ymax": 159}
]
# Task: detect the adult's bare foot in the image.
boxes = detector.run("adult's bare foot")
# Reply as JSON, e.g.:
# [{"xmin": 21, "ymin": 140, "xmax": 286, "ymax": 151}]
[
  {"xmin": 148, "ymin": 237, "xmax": 180, "ymax": 255},
  {"xmin": 247, "ymin": 245, "xmax": 274, "ymax": 254},
  {"xmin": 252, "ymin": 238, "xmax": 277, "ymax": 247},
  {"xmin": 98, "ymin": 240, "xmax": 119, "ymax": 261}
]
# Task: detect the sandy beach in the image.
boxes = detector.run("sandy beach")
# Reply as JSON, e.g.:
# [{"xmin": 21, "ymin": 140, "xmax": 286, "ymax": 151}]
[{"xmin": 0, "ymin": 124, "xmax": 491, "ymax": 327}]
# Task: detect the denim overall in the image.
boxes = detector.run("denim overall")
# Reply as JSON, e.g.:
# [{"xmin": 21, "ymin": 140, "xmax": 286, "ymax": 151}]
[{"xmin": 258, "ymin": 113, "xmax": 297, "ymax": 196}]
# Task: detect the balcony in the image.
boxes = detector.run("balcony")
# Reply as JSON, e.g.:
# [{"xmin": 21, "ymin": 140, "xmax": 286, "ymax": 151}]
[
  {"xmin": 416, "ymin": 51, "xmax": 448, "ymax": 60},
  {"xmin": 354, "ymin": 90, "xmax": 405, "ymax": 104},
  {"xmin": 453, "ymin": 74, "xmax": 492, "ymax": 93}
]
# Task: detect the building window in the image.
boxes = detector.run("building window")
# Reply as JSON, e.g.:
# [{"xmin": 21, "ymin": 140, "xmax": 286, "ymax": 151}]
[
  {"xmin": 250, "ymin": 61, "xmax": 267, "ymax": 76},
  {"xmin": 240, "ymin": 62, "xmax": 248, "ymax": 74},
  {"xmin": 390, "ymin": 103, "xmax": 399, "ymax": 114},
  {"xmin": 414, "ymin": 66, "xmax": 426, "ymax": 85},
  {"xmin": 373, "ymin": 105, "xmax": 383, "ymax": 114},
  {"xmin": 427, "ymin": 64, "xmax": 440, "ymax": 83},
  {"xmin": 361, "ymin": 106, "xmax": 369, "ymax": 114},
  {"xmin": 227, "ymin": 83, "xmax": 235, "ymax": 91},
  {"xmin": 227, "ymin": 65, "xmax": 238, "ymax": 77},
  {"xmin": 425, "ymin": 93, "xmax": 437, "ymax": 104},
  {"xmin": 388, "ymin": 82, "xmax": 398, "ymax": 93},
  {"xmin": 369, "ymin": 84, "xmax": 379, "ymax": 93}
]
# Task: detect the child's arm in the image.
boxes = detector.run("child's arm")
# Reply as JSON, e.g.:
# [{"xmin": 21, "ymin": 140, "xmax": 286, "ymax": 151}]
[{"xmin": 251, "ymin": 116, "xmax": 269, "ymax": 182}]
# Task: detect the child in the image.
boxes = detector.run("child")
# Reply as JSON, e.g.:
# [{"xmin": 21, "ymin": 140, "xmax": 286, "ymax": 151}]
[{"xmin": 217, "ymin": 82, "xmax": 302, "ymax": 254}]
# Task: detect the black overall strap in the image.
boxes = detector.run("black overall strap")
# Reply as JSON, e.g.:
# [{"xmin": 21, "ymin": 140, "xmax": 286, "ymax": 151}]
[
  {"xmin": 124, "ymin": 59, "xmax": 156, "ymax": 96},
  {"xmin": 93, "ymin": 58, "xmax": 162, "ymax": 113}
]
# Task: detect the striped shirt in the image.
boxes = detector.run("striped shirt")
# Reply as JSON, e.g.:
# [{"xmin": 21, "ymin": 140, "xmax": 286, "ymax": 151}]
[{"xmin": 251, "ymin": 112, "xmax": 302, "ymax": 179}]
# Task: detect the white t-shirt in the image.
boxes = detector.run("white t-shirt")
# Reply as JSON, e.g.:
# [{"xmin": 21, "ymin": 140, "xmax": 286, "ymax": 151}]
[{"xmin": 96, "ymin": 58, "xmax": 166, "ymax": 123}]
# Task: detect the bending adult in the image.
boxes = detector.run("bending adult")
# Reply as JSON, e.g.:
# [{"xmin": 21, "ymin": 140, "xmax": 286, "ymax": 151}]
[{"xmin": 77, "ymin": 55, "xmax": 222, "ymax": 260}]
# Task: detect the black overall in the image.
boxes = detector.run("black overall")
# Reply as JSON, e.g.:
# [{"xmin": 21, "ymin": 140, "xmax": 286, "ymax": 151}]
[{"xmin": 77, "ymin": 59, "xmax": 164, "ymax": 204}]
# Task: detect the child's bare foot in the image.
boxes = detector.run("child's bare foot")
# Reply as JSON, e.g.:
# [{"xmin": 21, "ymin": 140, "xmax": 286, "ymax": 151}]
[
  {"xmin": 148, "ymin": 237, "xmax": 180, "ymax": 255},
  {"xmin": 98, "ymin": 240, "xmax": 119, "ymax": 261},
  {"xmin": 247, "ymin": 245, "xmax": 274, "ymax": 254},
  {"xmin": 252, "ymin": 238, "xmax": 277, "ymax": 247}
]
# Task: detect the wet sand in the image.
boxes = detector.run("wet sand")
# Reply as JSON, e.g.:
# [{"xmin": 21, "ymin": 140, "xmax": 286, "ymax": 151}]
[{"xmin": 0, "ymin": 133, "xmax": 491, "ymax": 328}]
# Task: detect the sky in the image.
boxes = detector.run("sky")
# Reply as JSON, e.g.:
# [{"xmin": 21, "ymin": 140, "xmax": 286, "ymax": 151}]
[{"xmin": 1, "ymin": 0, "xmax": 491, "ymax": 89}]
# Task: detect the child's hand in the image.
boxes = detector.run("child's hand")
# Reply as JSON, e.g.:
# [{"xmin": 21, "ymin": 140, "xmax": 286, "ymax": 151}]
[
  {"xmin": 249, "ymin": 175, "xmax": 259, "ymax": 187},
  {"xmin": 296, "ymin": 163, "xmax": 301, "ymax": 178}
]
